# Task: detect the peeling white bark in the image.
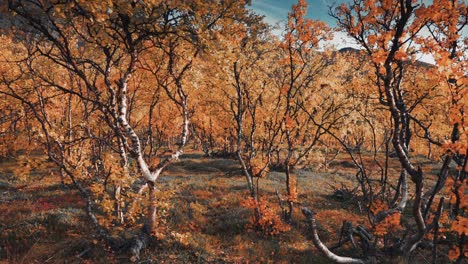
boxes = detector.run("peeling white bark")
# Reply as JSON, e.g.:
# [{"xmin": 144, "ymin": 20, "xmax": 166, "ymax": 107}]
[
  {"xmin": 397, "ymin": 170, "xmax": 408, "ymax": 211},
  {"xmin": 302, "ymin": 207, "xmax": 367, "ymax": 264},
  {"xmin": 116, "ymin": 63, "xmax": 154, "ymax": 182},
  {"xmin": 117, "ymin": 76, "xmax": 189, "ymax": 183}
]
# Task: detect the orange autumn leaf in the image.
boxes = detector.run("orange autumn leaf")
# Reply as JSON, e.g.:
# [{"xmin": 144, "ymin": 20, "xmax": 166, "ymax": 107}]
[
  {"xmin": 367, "ymin": 34, "xmax": 377, "ymax": 45},
  {"xmin": 394, "ymin": 50, "xmax": 407, "ymax": 61},
  {"xmin": 448, "ymin": 246, "xmax": 460, "ymax": 261},
  {"xmin": 284, "ymin": 115, "xmax": 295, "ymax": 130},
  {"xmin": 374, "ymin": 212, "xmax": 402, "ymax": 236},
  {"xmin": 450, "ymin": 216, "xmax": 468, "ymax": 236}
]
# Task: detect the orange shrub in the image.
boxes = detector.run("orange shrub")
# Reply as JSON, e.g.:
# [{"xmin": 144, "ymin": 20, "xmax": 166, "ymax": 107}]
[{"xmin": 241, "ymin": 197, "xmax": 290, "ymax": 236}]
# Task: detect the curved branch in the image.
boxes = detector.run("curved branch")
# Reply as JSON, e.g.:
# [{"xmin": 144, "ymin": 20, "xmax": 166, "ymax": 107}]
[{"xmin": 302, "ymin": 207, "xmax": 368, "ymax": 264}]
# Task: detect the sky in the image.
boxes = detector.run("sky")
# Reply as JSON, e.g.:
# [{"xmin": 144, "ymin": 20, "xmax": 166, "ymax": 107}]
[
  {"xmin": 250, "ymin": 0, "xmax": 362, "ymax": 52},
  {"xmin": 248, "ymin": 0, "xmax": 458, "ymax": 64},
  {"xmin": 250, "ymin": 0, "xmax": 343, "ymax": 26},
  {"xmin": 249, "ymin": 0, "xmax": 440, "ymax": 26}
]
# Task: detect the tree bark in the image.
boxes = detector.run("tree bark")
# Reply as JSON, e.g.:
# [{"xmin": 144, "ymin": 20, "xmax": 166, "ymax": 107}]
[{"xmin": 302, "ymin": 207, "xmax": 368, "ymax": 264}]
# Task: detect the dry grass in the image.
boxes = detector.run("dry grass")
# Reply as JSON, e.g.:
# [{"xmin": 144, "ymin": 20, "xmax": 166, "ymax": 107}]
[{"xmin": 0, "ymin": 151, "xmax": 446, "ymax": 263}]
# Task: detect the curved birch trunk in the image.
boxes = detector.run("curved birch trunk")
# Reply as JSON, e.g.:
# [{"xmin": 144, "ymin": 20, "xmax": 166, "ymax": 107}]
[{"xmin": 302, "ymin": 207, "xmax": 368, "ymax": 264}]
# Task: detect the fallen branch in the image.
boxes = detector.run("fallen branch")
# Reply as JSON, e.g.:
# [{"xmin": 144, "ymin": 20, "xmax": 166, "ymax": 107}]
[{"xmin": 302, "ymin": 207, "xmax": 368, "ymax": 264}]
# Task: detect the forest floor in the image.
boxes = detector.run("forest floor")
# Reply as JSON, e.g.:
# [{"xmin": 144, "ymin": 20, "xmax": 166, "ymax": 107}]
[{"xmin": 0, "ymin": 151, "xmax": 444, "ymax": 263}]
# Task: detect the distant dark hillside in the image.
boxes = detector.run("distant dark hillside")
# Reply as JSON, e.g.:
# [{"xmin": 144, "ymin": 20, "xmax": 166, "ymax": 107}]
[
  {"xmin": 338, "ymin": 47, "xmax": 361, "ymax": 54},
  {"xmin": 338, "ymin": 46, "xmax": 435, "ymax": 68}
]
